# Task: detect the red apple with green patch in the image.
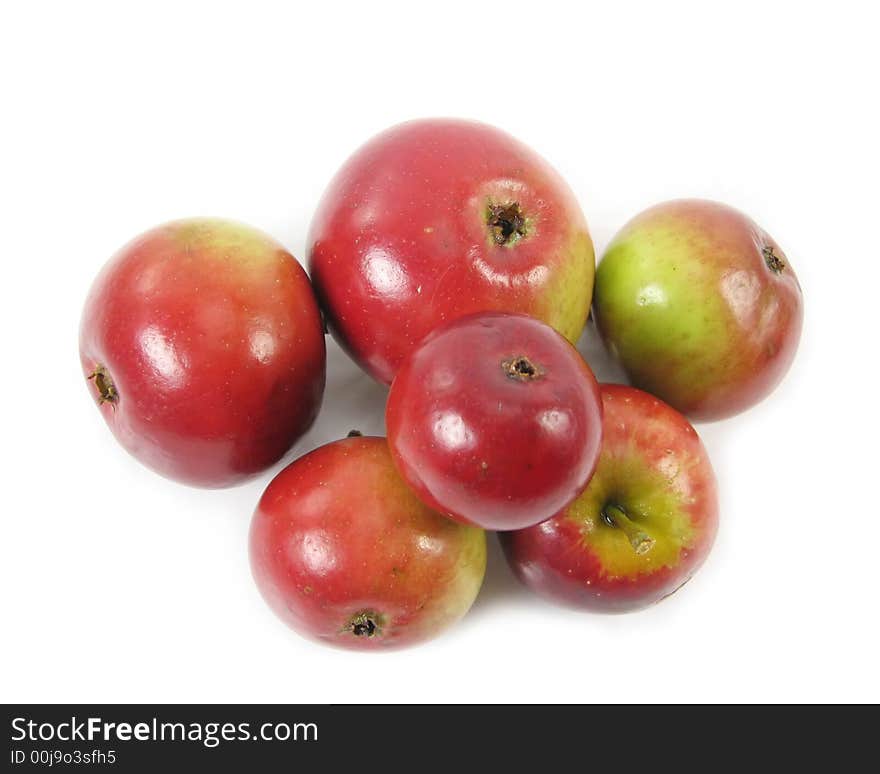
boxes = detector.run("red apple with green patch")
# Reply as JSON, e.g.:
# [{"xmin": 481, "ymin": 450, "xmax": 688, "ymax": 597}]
[
  {"xmin": 593, "ymin": 199, "xmax": 803, "ymax": 421},
  {"xmin": 79, "ymin": 218, "xmax": 326, "ymax": 487},
  {"xmin": 249, "ymin": 435, "xmax": 486, "ymax": 650},
  {"xmin": 501, "ymin": 384, "xmax": 718, "ymax": 612},
  {"xmin": 308, "ymin": 118, "xmax": 596, "ymax": 384}
]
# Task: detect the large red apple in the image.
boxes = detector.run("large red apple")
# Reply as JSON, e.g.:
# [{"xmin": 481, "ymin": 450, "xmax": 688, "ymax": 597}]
[
  {"xmin": 593, "ymin": 199, "xmax": 803, "ymax": 421},
  {"xmin": 501, "ymin": 384, "xmax": 718, "ymax": 612},
  {"xmin": 79, "ymin": 218, "xmax": 326, "ymax": 488},
  {"xmin": 308, "ymin": 118, "xmax": 595, "ymax": 384},
  {"xmin": 249, "ymin": 435, "xmax": 486, "ymax": 650},
  {"xmin": 386, "ymin": 313, "xmax": 603, "ymax": 531}
]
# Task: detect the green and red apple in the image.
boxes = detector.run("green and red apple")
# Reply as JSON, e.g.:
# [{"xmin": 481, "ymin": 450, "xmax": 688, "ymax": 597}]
[
  {"xmin": 250, "ymin": 435, "xmax": 486, "ymax": 649},
  {"xmin": 501, "ymin": 384, "xmax": 718, "ymax": 612},
  {"xmin": 593, "ymin": 199, "xmax": 803, "ymax": 421}
]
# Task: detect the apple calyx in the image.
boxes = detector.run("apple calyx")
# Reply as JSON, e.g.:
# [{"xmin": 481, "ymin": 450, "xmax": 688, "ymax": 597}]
[
  {"xmin": 347, "ymin": 429, "xmax": 364, "ymax": 438},
  {"xmin": 88, "ymin": 365, "xmax": 118, "ymax": 407},
  {"xmin": 502, "ymin": 355, "xmax": 544, "ymax": 381},
  {"xmin": 486, "ymin": 202, "xmax": 527, "ymax": 246},
  {"xmin": 601, "ymin": 504, "xmax": 655, "ymax": 555},
  {"xmin": 348, "ymin": 610, "xmax": 381, "ymax": 638},
  {"xmin": 762, "ymin": 245, "xmax": 786, "ymax": 274}
]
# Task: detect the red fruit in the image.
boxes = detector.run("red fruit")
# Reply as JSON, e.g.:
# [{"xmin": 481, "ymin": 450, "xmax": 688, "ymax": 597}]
[
  {"xmin": 501, "ymin": 384, "xmax": 718, "ymax": 612},
  {"xmin": 249, "ymin": 435, "xmax": 486, "ymax": 650},
  {"xmin": 308, "ymin": 118, "xmax": 595, "ymax": 384},
  {"xmin": 79, "ymin": 218, "xmax": 326, "ymax": 488},
  {"xmin": 386, "ymin": 313, "xmax": 603, "ymax": 531}
]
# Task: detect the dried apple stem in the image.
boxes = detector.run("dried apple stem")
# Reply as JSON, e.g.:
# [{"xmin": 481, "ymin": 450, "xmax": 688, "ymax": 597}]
[
  {"xmin": 602, "ymin": 504, "xmax": 655, "ymax": 555},
  {"xmin": 88, "ymin": 364, "xmax": 118, "ymax": 407}
]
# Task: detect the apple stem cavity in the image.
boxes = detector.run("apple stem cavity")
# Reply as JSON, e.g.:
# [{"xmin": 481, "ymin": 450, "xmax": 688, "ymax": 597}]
[
  {"xmin": 88, "ymin": 365, "xmax": 118, "ymax": 408},
  {"xmin": 348, "ymin": 610, "xmax": 380, "ymax": 638},
  {"xmin": 502, "ymin": 355, "xmax": 544, "ymax": 381},
  {"xmin": 486, "ymin": 202, "xmax": 527, "ymax": 246},
  {"xmin": 602, "ymin": 504, "xmax": 655, "ymax": 555}
]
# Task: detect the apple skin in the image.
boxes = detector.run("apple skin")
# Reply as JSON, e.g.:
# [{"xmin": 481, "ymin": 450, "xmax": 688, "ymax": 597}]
[
  {"xmin": 249, "ymin": 435, "xmax": 486, "ymax": 650},
  {"xmin": 500, "ymin": 384, "xmax": 718, "ymax": 612},
  {"xmin": 79, "ymin": 218, "xmax": 326, "ymax": 488},
  {"xmin": 308, "ymin": 118, "xmax": 595, "ymax": 384},
  {"xmin": 386, "ymin": 313, "xmax": 603, "ymax": 531},
  {"xmin": 593, "ymin": 199, "xmax": 803, "ymax": 421}
]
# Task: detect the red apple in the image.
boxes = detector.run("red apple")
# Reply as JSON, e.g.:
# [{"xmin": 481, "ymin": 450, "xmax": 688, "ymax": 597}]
[
  {"xmin": 79, "ymin": 218, "xmax": 326, "ymax": 488},
  {"xmin": 308, "ymin": 118, "xmax": 595, "ymax": 384},
  {"xmin": 501, "ymin": 384, "xmax": 718, "ymax": 612},
  {"xmin": 249, "ymin": 435, "xmax": 486, "ymax": 650},
  {"xmin": 593, "ymin": 199, "xmax": 803, "ymax": 420},
  {"xmin": 386, "ymin": 313, "xmax": 603, "ymax": 531}
]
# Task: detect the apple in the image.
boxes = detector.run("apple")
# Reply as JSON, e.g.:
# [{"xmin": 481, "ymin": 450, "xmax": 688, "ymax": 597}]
[
  {"xmin": 593, "ymin": 199, "xmax": 803, "ymax": 421},
  {"xmin": 501, "ymin": 384, "xmax": 718, "ymax": 612},
  {"xmin": 386, "ymin": 313, "xmax": 603, "ymax": 531},
  {"xmin": 79, "ymin": 218, "xmax": 326, "ymax": 487},
  {"xmin": 249, "ymin": 435, "xmax": 486, "ymax": 650},
  {"xmin": 308, "ymin": 118, "xmax": 595, "ymax": 384}
]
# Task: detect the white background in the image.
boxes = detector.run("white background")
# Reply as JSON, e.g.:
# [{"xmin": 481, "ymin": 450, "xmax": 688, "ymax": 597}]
[{"xmin": 2, "ymin": 1, "xmax": 878, "ymax": 703}]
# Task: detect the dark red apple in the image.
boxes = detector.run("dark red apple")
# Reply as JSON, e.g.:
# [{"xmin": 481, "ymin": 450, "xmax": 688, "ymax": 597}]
[
  {"xmin": 386, "ymin": 313, "xmax": 603, "ymax": 531},
  {"xmin": 249, "ymin": 435, "xmax": 486, "ymax": 650},
  {"xmin": 308, "ymin": 118, "xmax": 595, "ymax": 384},
  {"xmin": 593, "ymin": 199, "xmax": 803, "ymax": 420},
  {"xmin": 501, "ymin": 384, "xmax": 718, "ymax": 612},
  {"xmin": 79, "ymin": 218, "xmax": 326, "ymax": 488}
]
